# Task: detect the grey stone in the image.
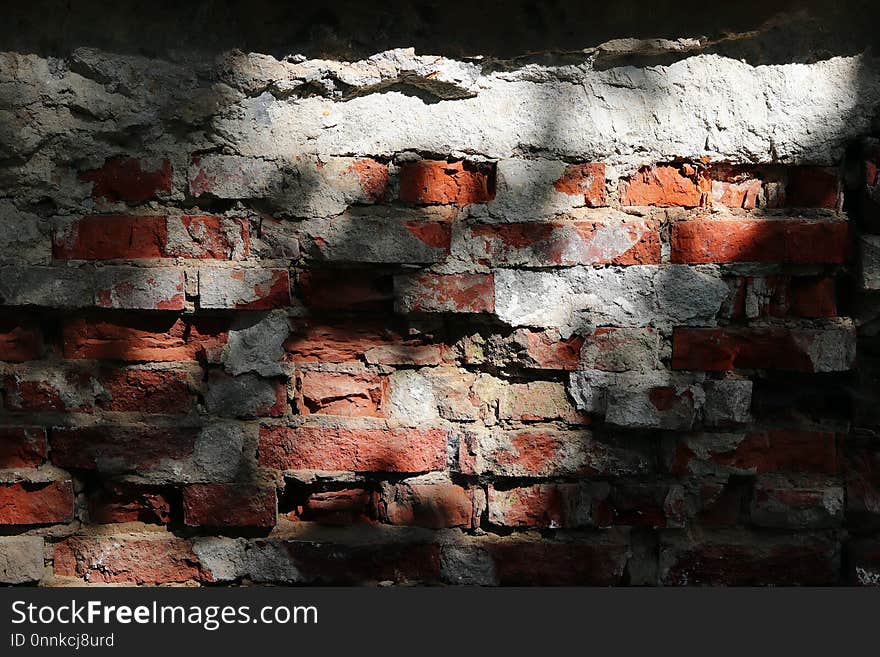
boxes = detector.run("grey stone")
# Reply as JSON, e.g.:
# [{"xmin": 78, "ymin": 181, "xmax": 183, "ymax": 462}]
[
  {"xmin": 0, "ymin": 266, "xmax": 93, "ymax": 308},
  {"xmin": 440, "ymin": 545, "xmax": 497, "ymax": 586},
  {"xmin": 703, "ymin": 379, "xmax": 753, "ymax": 426},
  {"xmin": 205, "ymin": 373, "xmax": 283, "ymax": 418},
  {"xmin": 224, "ymin": 310, "xmax": 290, "ymax": 377},
  {"xmin": 0, "ymin": 536, "xmax": 44, "ymax": 584}
]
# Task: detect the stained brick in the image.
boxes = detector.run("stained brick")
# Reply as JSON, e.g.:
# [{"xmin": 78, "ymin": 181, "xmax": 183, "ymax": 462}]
[
  {"xmin": 395, "ymin": 272, "xmax": 494, "ymax": 313},
  {"xmin": 0, "ymin": 319, "xmax": 42, "ymax": 362},
  {"xmin": 672, "ymin": 326, "xmax": 856, "ymax": 372},
  {"xmin": 0, "ymin": 427, "xmax": 47, "ymax": 469},
  {"xmin": 80, "ymin": 156, "xmax": 172, "ymax": 202}
]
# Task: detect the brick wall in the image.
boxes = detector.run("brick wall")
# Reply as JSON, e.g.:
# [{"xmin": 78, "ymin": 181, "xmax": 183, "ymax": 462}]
[{"xmin": 1, "ymin": 30, "xmax": 880, "ymax": 585}]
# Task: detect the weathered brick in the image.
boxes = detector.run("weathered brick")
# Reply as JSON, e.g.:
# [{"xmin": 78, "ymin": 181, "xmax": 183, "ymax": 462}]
[
  {"xmin": 378, "ymin": 476, "xmax": 478, "ymax": 529},
  {"xmin": 671, "ymin": 218, "xmax": 849, "ymax": 264},
  {"xmin": 299, "ymin": 207, "xmax": 454, "ymax": 264},
  {"xmin": 259, "ymin": 425, "xmax": 447, "ymax": 473},
  {"xmin": 726, "ymin": 276, "xmax": 838, "ymax": 319},
  {"xmin": 296, "ymin": 369, "xmax": 384, "ymax": 417},
  {"xmin": 399, "ymin": 159, "xmax": 494, "ymax": 205},
  {"xmin": 660, "ymin": 530, "xmax": 839, "ymax": 585},
  {"xmin": 459, "ymin": 427, "xmax": 650, "ymax": 477},
  {"xmin": 53, "ymin": 215, "xmax": 167, "ymax": 259},
  {"xmin": 3, "ymin": 366, "xmax": 99, "ymax": 412},
  {"xmin": 620, "ymin": 164, "xmax": 707, "ymax": 207},
  {"xmin": 750, "ymin": 474, "xmax": 843, "ymax": 529},
  {"xmin": 453, "ymin": 217, "xmax": 659, "ymax": 266},
  {"xmin": 94, "ymin": 266, "xmax": 185, "ymax": 310},
  {"xmin": 672, "ymin": 325, "xmax": 856, "ymax": 372},
  {"xmin": 861, "ymin": 235, "xmax": 880, "ymax": 290},
  {"xmin": 553, "ymin": 162, "xmax": 606, "ymax": 207},
  {"xmin": 497, "ymin": 381, "xmax": 586, "ymax": 423},
  {"xmin": 164, "ymin": 215, "xmax": 249, "ymax": 260},
  {"xmin": 395, "ymin": 272, "xmax": 494, "ymax": 313},
  {"xmin": 88, "ymin": 483, "xmax": 171, "ymax": 524},
  {"xmin": 0, "ymin": 480, "xmax": 73, "ymax": 525},
  {"xmin": 54, "ymin": 535, "xmax": 207, "ymax": 584},
  {"xmin": 0, "ymin": 319, "xmax": 42, "ymax": 361},
  {"xmin": 578, "ymin": 327, "xmax": 663, "ymax": 372},
  {"xmin": 80, "ymin": 156, "xmax": 172, "ymax": 202},
  {"xmin": 848, "ymin": 539, "xmax": 880, "ymax": 585},
  {"xmin": 199, "ymin": 268, "xmax": 290, "ymax": 309},
  {"xmin": 183, "ymin": 483, "xmax": 277, "ymax": 529},
  {"xmin": 62, "ymin": 315, "xmax": 228, "ymax": 362},
  {"xmin": 666, "ymin": 430, "xmax": 839, "ymax": 475},
  {"xmin": 0, "ymin": 427, "xmax": 47, "ymax": 469},
  {"xmin": 488, "ymin": 483, "xmax": 595, "ymax": 528}
]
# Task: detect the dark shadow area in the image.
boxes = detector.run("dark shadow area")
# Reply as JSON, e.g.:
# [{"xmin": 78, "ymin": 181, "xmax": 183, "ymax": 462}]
[{"xmin": 1, "ymin": 0, "xmax": 878, "ymax": 62}]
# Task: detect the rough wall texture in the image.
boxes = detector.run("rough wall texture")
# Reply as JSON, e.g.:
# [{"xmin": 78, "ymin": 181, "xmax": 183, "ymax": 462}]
[{"xmin": 2, "ymin": 1, "xmax": 880, "ymax": 585}]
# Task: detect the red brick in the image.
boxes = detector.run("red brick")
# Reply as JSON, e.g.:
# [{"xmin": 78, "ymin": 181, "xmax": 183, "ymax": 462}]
[
  {"xmin": 786, "ymin": 167, "xmax": 841, "ymax": 209},
  {"xmin": 460, "ymin": 219, "xmax": 660, "ymax": 266},
  {"xmin": 88, "ymin": 483, "xmax": 171, "ymax": 524},
  {"xmin": 395, "ymin": 272, "xmax": 494, "ymax": 313},
  {"xmin": 0, "ymin": 480, "xmax": 73, "ymax": 525},
  {"xmin": 51, "ymin": 425, "xmax": 198, "ymax": 473},
  {"xmin": 667, "ymin": 430, "xmax": 839, "ymax": 475},
  {"xmin": 672, "ymin": 326, "xmax": 855, "ymax": 372},
  {"xmin": 553, "ymin": 162, "xmax": 606, "ymax": 206},
  {"xmin": 297, "ymin": 370, "xmax": 385, "ymax": 417},
  {"xmin": 399, "ymin": 159, "xmax": 495, "ymax": 206},
  {"xmin": 97, "ymin": 367, "xmax": 194, "ymax": 413},
  {"xmin": 346, "ymin": 158, "xmax": 389, "ymax": 202},
  {"xmin": 620, "ymin": 164, "xmax": 708, "ymax": 207},
  {"xmin": 0, "ymin": 319, "xmax": 42, "ymax": 362},
  {"xmin": 378, "ymin": 481, "xmax": 477, "ymax": 529},
  {"xmin": 488, "ymin": 484, "xmax": 593, "ymax": 528},
  {"xmin": 671, "ymin": 218, "xmax": 849, "ymax": 264},
  {"xmin": 487, "ymin": 535, "xmax": 630, "ymax": 585},
  {"xmin": 285, "ymin": 320, "xmax": 436, "ymax": 364},
  {"xmin": 183, "ymin": 483, "xmax": 277, "ymax": 529},
  {"xmin": 80, "ymin": 156, "xmax": 172, "ymax": 202},
  {"xmin": 298, "ymin": 269, "xmax": 392, "ymax": 312},
  {"xmin": 258, "ymin": 425, "xmax": 447, "ymax": 473},
  {"xmin": 293, "ymin": 488, "xmax": 374, "ymax": 525},
  {"xmin": 0, "ymin": 427, "xmax": 47, "ymax": 469},
  {"xmin": 62, "ymin": 315, "xmax": 228, "ymax": 362},
  {"xmin": 54, "ymin": 535, "xmax": 206, "ymax": 584},
  {"xmin": 53, "ymin": 215, "xmax": 166, "ymax": 260}
]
